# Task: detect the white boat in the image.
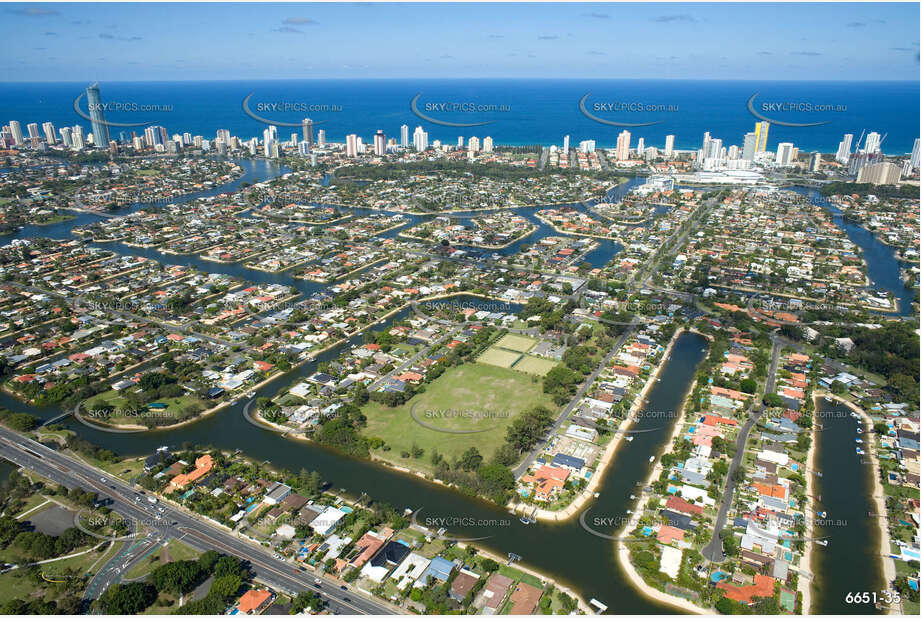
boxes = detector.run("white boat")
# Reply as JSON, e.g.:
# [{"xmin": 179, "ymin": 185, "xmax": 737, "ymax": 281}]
[
  {"xmin": 816, "ymin": 511, "xmax": 827, "ymax": 518},
  {"xmin": 855, "ymin": 438, "xmax": 863, "ymax": 444},
  {"xmin": 856, "ymin": 447, "xmax": 865, "ymax": 454},
  {"xmin": 648, "ymin": 456, "xmax": 655, "ymax": 463},
  {"xmin": 823, "ymin": 396, "xmax": 833, "ymax": 402},
  {"xmin": 593, "ymin": 492, "xmax": 600, "ymax": 498},
  {"xmin": 814, "ymin": 539, "xmax": 828, "ymax": 546},
  {"xmin": 625, "ymin": 436, "xmax": 634, "ymax": 442},
  {"xmin": 626, "ymin": 509, "xmax": 632, "ymax": 514},
  {"xmin": 629, "ymin": 494, "xmax": 635, "ymax": 499}
]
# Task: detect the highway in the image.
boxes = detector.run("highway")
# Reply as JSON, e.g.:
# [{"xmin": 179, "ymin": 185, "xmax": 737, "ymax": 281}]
[{"xmin": 0, "ymin": 425, "xmax": 398, "ymax": 615}]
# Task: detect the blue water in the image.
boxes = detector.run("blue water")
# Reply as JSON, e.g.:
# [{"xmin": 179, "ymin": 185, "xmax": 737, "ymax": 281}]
[{"xmin": 1, "ymin": 79, "xmax": 917, "ymax": 153}]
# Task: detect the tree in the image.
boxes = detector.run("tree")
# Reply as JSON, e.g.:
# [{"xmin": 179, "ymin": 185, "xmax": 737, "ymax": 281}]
[
  {"xmin": 208, "ymin": 574, "xmax": 242, "ymax": 602},
  {"xmin": 458, "ymin": 446, "xmax": 483, "ymax": 472},
  {"xmin": 739, "ymin": 378, "xmax": 757, "ymax": 394},
  {"xmin": 98, "ymin": 582, "xmax": 157, "ymax": 614},
  {"xmin": 151, "ymin": 560, "xmax": 204, "ymax": 595},
  {"xmin": 290, "ymin": 591, "xmax": 324, "ymax": 614}
]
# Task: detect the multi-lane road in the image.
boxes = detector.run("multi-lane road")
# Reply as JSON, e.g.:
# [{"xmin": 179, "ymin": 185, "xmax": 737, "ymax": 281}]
[{"xmin": 0, "ymin": 425, "xmax": 397, "ymax": 615}]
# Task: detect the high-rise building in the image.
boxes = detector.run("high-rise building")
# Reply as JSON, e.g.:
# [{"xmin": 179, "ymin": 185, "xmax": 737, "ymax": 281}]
[
  {"xmin": 836, "ymin": 133, "xmax": 853, "ymax": 163},
  {"xmin": 754, "ymin": 121, "xmax": 770, "ymax": 152},
  {"xmin": 59, "ymin": 126, "xmax": 72, "ymax": 148},
  {"xmin": 636, "ymin": 137, "xmax": 645, "ymax": 157},
  {"xmin": 9, "ymin": 121, "xmax": 23, "ymax": 146},
  {"xmin": 910, "ymin": 137, "xmax": 921, "ymax": 170},
  {"xmin": 42, "ymin": 122, "xmax": 56, "ymax": 144},
  {"xmin": 413, "ymin": 126, "xmax": 428, "ymax": 152},
  {"xmin": 483, "ymin": 136, "xmax": 494, "ymax": 153},
  {"xmin": 616, "ymin": 130, "xmax": 631, "ymax": 161},
  {"xmin": 457, "ymin": 136, "xmax": 464, "ymax": 148},
  {"xmin": 809, "ymin": 152, "xmax": 822, "ymax": 172},
  {"xmin": 400, "ymin": 125, "xmax": 409, "ymax": 148},
  {"xmin": 664, "ymin": 135, "xmax": 675, "ymax": 158},
  {"xmin": 86, "ymin": 82, "xmax": 111, "ymax": 149},
  {"xmin": 775, "ymin": 142, "xmax": 795, "ymax": 167},
  {"xmin": 741, "ymin": 132, "xmax": 757, "ymax": 162},
  {"xmin": 864, "ymin": 131, "xmax": 881, "ymax": 154},
  {"xmin": 373, "ymin": 130, "xmax": 386, "ymax": 156},
  {"xmin": 562, "ymin": 135, "xmax": 570, "ymax": 154},
  {"xmin": 71, "ymin": 125, "xmax": 85, "ymax": 149},
  {"xmin": 317, "ymin": 130, "xmax": 326, "ymax": 148},
  {"xmin": 728, "ymin": 145, "xmax": 740, "ymax": 160},
  {"xmin": 857, "ymin": 161, "xmax": 900, "ymax": 185},
  {"xmin": 468, "ymin": 136, "xmax": 480, "ymax": 153},
  {"xmin": 346, "ymin": 134, "xmax": 359, "ymax": 157},
  {"xmin": 302, "ymin": 118, "xmax": 314, "ymax": 147},
  {"xmin": 26, "ymin": 123, "xmax": 39, "ymax": 140},
  {"xmin": 579, "ymin": 140, "xmax": 595, "ymax": 153}
]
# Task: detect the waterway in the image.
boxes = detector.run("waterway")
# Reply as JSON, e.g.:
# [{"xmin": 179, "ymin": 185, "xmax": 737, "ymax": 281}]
[
  {"xmin": 0, "ymin": 163, "xmax": 906, "ymax": 613},
  {"xmin": 810, "ymin": 399, "xmax": 886, "ymax": 614},
  {"xmin": 789, "ymin": 186, "xmax": 916, "ymax": 318}
]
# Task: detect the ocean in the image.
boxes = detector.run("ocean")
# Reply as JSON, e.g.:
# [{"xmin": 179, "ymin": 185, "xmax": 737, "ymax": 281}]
[{"xmin": 1, "ymin": 78, "xmax": 918, "ymax": 154}]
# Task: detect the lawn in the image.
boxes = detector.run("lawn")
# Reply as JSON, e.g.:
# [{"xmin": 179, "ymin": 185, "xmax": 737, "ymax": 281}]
[
  {"xmin": 82, "ymin": 390, "xmax": 206, "ymax": 426},
  {"xmin": 123, "ymin": 538, "xmax": 200, "ymax": 581},
  {"xmin": 512, "ymin": 355, "xmax": 558, "ymax": 376},
  {"xmin": 362, "ymin": 363, "xmax": 556, "ymax": 474},
  {"xmin": 477, "ymin": 347, "xmax": 521, "ymax": 369},
  {"xmin": 494, "ymin": 333, "xmax": 537, "ymax": 353}
]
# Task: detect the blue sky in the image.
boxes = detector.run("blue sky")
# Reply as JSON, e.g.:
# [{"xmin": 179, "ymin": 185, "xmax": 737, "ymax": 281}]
[{"xmin": 3, "ymin": 2, "xmax": 919, "ymax": 81}]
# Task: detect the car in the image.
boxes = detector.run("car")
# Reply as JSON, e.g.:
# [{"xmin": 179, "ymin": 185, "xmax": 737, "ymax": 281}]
[
  {"xmin": 100, "ymin": 477, "xmax": 106, "ymax": 482},
  {"xmin": 339, "ymin": 585, "xmax": 348, "ymax": 591},
  {"xmin": 342, "ymin": 597, "xmax": 350, "ymax": 603}
]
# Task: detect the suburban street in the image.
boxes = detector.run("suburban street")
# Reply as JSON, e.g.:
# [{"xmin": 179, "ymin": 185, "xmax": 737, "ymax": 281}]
[
  {"xmin": 0, "ymin": 426, "xmax": 398, "ymax": 615},
  {"xmin": 701, "ymin": 334, "xmax": 781, "ymax": 563}
]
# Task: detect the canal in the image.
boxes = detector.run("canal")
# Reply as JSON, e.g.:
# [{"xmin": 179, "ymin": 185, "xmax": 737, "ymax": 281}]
[
  {"xmin": 0, "ymin": 164, "xmax": 903, "ymax": 613},
  {"xmin": 810, "ymin": 399, "xmax": 886, "ymax": 614}
]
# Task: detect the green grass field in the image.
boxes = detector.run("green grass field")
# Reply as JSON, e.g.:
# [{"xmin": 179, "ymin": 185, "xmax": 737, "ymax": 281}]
[
  {"xmin": 82, "ymin": 390, "xmax": 205, "ymax": 426},
  {"xmin": 512, "ymin": 355, "xmax": 558, "ymax": 376},
  {"xmin": 495, "ymin": 333, "xmax": 537, "ymax": 353},
  {"xmin": 362, "ymin": 363, "xmax": 555, "ymax": 474},
  {"xmin": 477, "ymin": 347, "xmax": 522, "ymax": 368}
]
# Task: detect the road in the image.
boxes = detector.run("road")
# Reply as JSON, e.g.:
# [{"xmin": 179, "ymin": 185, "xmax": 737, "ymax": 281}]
[
  {"xmin": 0, "ymin": 426, "xmax": 397, "ymax": 615},
  {"xmin": 701, "ymin": 334, "xmax": 781, "ymax": 563},
  {"xmin": 512, "ymin": 318, "xmax": 638, "ymax": 479}
]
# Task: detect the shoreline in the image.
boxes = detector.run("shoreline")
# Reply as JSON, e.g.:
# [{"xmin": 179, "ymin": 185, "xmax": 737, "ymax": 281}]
[
  {"xmin": 801, "ymin": 393, "xmax": 820, "ymax": 614},
  {"xmin": 507, "ymin": 327, "xmax": 683, "ymax": 523}
]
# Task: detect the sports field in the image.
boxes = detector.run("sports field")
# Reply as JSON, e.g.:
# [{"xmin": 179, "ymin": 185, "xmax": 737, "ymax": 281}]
[
  {"xmin": 477, "ymin": 347, "xmax": 522, "ymax": 368},
  {"xmin": 361, "ymin": 363, "xmax": 556, "ymax": 473},
  {"xmin": 512, "ymin": 355, "xmax": 558, "ymax": 376},
  {"xmin": 495, "ymin": 333, "xmax": 537, "ymax": 353}
]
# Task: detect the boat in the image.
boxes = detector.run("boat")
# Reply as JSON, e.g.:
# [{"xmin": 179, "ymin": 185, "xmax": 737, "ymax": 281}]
[
  {"xmin": 648, "ymin": 456, "xmax": 655, "ymax": 463},
  {"xmin": 593, "ymin": 492, "xmax": 600, "ymax": 498},
  {"xmin": 625, "ymin": 436, "xmax": 634, "ymax": 442},
  {"xmin": 816, "ymin": 511, "xmax": 827, "ymax": 518},
  {"xmin": 855, "ymin": 438, "xmax": 863, "ymax": 443},
  {"xmin": 814, "ymin": 539, "xmax": 828, "ymax": 546},
  {"xmin": 823, "ymin": 396, "xmax": 833, "ymax": 402},
  {"xmin": 629, "ymin": 494, "xmax": 636, "ymax": 499},
  {"xmin": 856, "ymin": 428, "xmax": 863, "ymax": 434},
  {"xmin": 626, "ymin": 509, "xmax": 632, "ymax": 514},
  {"xmin": 856, "ymin": 447, "xmax": 865, "ymax": 455}
]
